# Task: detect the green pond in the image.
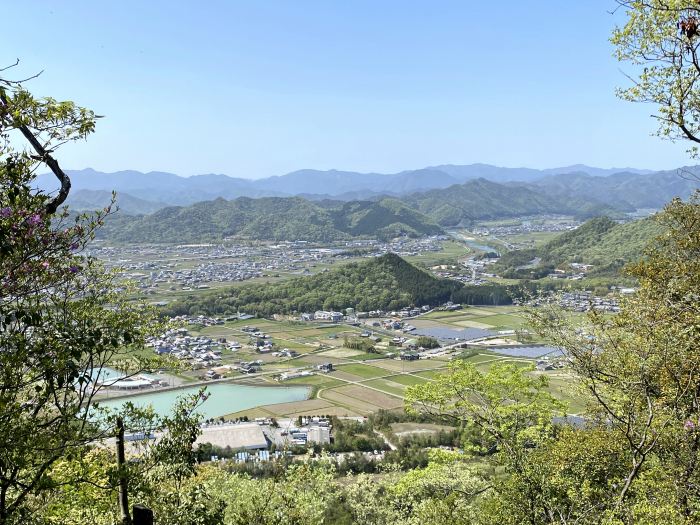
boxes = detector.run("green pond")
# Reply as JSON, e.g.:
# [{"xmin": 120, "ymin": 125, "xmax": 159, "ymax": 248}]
[{"xmin": 97, "ymin": 383, "xmax": 310, "ymax": 419}]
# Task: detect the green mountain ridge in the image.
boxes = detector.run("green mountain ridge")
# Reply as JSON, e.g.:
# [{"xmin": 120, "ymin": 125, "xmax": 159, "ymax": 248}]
[
  {"xmin": 100, "ymin": 197, "xmax": 444, "ymax": 243},
  {"xmin": 402, "ymin": 178, "xmax": 620, "ymax": 226},
  {"xmin": 97, "ymin": 177, "xmax": 625, "ymax": 243},
  {"xmin": 494, "ymin": 216, "xmax": 662, "ymax": 278}
]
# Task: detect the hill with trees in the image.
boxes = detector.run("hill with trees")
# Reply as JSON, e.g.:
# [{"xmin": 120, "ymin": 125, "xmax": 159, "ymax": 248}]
[
  {"xmin": 494, "ymin": 216, "xmax": 662, "ymax": 278},
  {"xmin": 99, "ymin": 197, "xmax": 444, "ymax": 243},
  {"xmin": 97, "ymin": 177, "xmax": 634, "ymax": 243},
  {"xmin": 166, "ymin": 253, "xmax": 523, "ymax": 317},
  {"xmin": 401, "ymin": 178, "xmax": 619, "ymax": 227}
]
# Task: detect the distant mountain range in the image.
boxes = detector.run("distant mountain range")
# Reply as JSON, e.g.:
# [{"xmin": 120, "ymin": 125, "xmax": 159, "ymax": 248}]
[
  {"xmin": 66, "ymin": 189, "xmax": 169, "ymax": 215},
  {"xmin": 37, "ymin": 163, "xmax": 669, "ymax": 214},
  {"xmin": 523, "ymin": 167, "xmax": 700, "ymax": 210},
  {"xmin": 40, "ymin": 163, "xmax": 699, "ymax": 242}
]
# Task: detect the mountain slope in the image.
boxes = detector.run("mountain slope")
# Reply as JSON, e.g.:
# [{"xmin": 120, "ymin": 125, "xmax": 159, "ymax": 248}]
[
  {"xmin": 100, "ymin": 196, "xmax": 444, "ymax": 243},
  {"xmin": 402, "ymin": 178, "xmax": 577, "ymax": 226},
  {"xmin": 66, "ymin": 189, "xmax": 168, "ymax": 215},
  {"xmin": 528, "ymin": 168, "xmax": 700, "ymax": 210},
  {"xmin": 494, "ymin": 216, "xmax": 662, "ymax": 277}
]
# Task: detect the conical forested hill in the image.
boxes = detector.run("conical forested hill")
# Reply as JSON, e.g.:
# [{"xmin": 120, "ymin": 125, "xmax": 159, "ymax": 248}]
[{"xmin": 166, "ymin": 253, "xmax": 516, "ymax": 316}]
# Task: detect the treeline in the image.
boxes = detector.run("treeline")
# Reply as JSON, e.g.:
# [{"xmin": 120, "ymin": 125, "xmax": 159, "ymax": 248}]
[{"xmin": 343, "ymin": 335, "xmax": 378, "ymax": 352}]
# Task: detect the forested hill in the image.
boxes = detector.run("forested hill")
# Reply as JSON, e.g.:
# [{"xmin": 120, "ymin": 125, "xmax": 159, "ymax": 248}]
[
  {"xmin": 98, "ymin": 197, "xmax": 444, "ymax": 243},
  {"xmin": 494, "ymin": 216, "xmax": 662, "ymax": 278},
  {"xmin": 96, "ymin": 178, "xmax": 625, "ymax": 243},
  {"xmin": 402, "ymin": 178, "xmax": 619, "ymax": 226},
  {"xmin": 166, "ymin": 253, "xmax": 521, "ymax": 317}
]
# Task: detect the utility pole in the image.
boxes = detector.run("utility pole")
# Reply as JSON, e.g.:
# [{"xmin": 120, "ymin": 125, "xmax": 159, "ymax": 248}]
[{"xmin": 116, "ymin": 417, "xmax": 132, "ymax": 525}]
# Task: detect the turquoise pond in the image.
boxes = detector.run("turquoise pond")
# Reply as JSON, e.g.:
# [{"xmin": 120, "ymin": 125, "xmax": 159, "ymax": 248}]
[{"xmin": 97, "ymin": 383, "xmax": 310, "ymax": 419}]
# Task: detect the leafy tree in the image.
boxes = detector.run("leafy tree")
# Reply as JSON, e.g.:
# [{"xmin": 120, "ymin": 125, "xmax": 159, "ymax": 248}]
[
  {"xmin": 613, "ymin": 1, "xmax": 700, "ymax": 158},
  {"xmin": 35, "ymin": 393, "xmax": 224, "ymax": 525},
  {"xmin": 214, "ymin": 463, "xmax": 336, "ymax": 525},
  {"xmin": 528, "ymin": 194, "xmax": 700, "ymax": 518},
  {"xmin": 405, "ymin": 361, "xmax": 565, "ymax": 523},
  {"xmin": 0, "ymin": 70, "xmax": 175, "ymax": 523},
  {"xmin": 416, "ymin": 336, "xmax": 439, "ymax": 349}
]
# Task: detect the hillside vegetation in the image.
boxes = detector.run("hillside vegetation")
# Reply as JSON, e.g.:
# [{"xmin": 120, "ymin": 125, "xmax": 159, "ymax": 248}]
[
  {"xmin": 98, "ymin": 178, "xmax": 626, "ymax": 243},
  {"xmin": 402, "ymin": 178, "xmax": 617, "ymax": 226},
  {"xmin": 100, "ymin": 197, "xmax": 444, "ymax": 243},
  {"xmin": 166, "ymin": 253, "xmax": 525, "ymax": 317},
  {"xmin": 494, "ymin": 216, "xmax": 662, "ymax": 278}
]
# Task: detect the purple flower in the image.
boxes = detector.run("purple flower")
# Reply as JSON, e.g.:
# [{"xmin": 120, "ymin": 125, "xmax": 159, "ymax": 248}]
[
  {"xmin": 69, "ymin": 265, "xmax": 80, "ymax": 273},
  {"xmin": 27, "ymin": 214, "xmax": 42, "ymax": 226},
  {"xmin": 0, "ymin": 207, "xmax": 11, "ymax": 218},
  {"xmin": 70, "ymin": 242, "xmax": 80, "ymax": 251},
  {"xmin": 41, "ymin": 261, "xmax": 50, "ymax": 270},
  {"xmin": 685, "ymin": 420, "xmax": 696, "ymax": 431}
]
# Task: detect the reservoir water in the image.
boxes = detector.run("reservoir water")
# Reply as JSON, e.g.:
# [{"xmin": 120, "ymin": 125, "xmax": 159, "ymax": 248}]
[
  {"xmin": 97, "ymin": 382, "xmax": 310, "ymax": 419},
  {"xmin": 463, "ymin": 239, "xmax": 500, "ymax": 254}
]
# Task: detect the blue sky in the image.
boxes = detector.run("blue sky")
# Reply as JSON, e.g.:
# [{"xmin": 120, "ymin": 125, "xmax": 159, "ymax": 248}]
[{"xmin": 2, "ymin": 1, "xmax": 691, "ymax": 177}]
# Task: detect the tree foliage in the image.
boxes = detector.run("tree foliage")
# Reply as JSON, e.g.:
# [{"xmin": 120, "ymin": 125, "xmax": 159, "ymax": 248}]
[{"xmin": 613, "ymin": 0, "xmax": 700, "ymax": 158}]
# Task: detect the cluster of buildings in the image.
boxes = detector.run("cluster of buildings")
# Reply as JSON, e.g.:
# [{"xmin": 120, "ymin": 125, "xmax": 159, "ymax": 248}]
[
  {"xmin": 524, "ymin": 291, "xmax": 622, "ymax": 312},
  {"xmin": 196, "ymin": 417, "xmax": 334, "ymax": 460},
  {"xmin": 546, "ymin": 263, "xmax": 595, "ymax": 281},
  {"xmin": 277, "ymin": 363, "xmax": 333, "ymax": 382},
  {"xmin": 147, "ymin": 329, "xmax": 232, "ymax": 367},
  {"xmin": 301, "ymin": 305, "xmax": 431, "ymax": 324},
  {"xmin": 306, "ymin": 311, "xmax": 344, "ymax": 322},
  {"xmin": 471, "ymin": 217, "xmax": 581, "ymax": 250},
  {"xmin": 556, "ymin": 291, "xmax": 620, "ymax": 312},
  {"xmin": 88, "ymin": 237, "xmax": 449, "ymax": 296}
]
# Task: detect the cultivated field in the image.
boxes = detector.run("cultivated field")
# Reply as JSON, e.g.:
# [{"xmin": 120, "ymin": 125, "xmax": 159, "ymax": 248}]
[{"xmin": 174, "ymin": 308, "xmax": 583, "ymax": 420}]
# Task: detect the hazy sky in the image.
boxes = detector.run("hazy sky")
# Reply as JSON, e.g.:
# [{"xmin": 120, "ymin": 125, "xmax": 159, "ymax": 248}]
[{"xmin": 2, "ymin": 1, "xmax": 692, "ymax": 178}]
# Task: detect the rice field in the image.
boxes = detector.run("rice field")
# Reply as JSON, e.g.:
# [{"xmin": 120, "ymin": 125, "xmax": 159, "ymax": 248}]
[
  {"xmin": 334, "ymin": 363, "xmax": 388, "ymax": 379},
  {"xmin": 191, "ymin": 312, "xmax": 586, "ymax": 421}
]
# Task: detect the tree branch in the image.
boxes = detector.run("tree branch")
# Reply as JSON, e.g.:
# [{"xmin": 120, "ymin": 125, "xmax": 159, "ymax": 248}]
[{"xmin": 0, "ymin": 91, "xmax": 71, "ymax": 214}]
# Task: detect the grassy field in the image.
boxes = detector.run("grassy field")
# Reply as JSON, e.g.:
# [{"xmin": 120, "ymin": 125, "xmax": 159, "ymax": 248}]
[
  {"xmin": 334, "ymin": 363, "xmax": 389, "ymax": 379},
  {"xmin": 415, "ymin": 306, "xmax": 528, "ymax": 333},
  {"xmin": 405, "ymin": 240, "xmax": 471, "ymax": 266},
  {"xmin": 363, "ymin": 378, "xmax": 408, "ymax": 397},
  {"xmin": 385, "ymin": 374, "xmax": 428, "ymax": 387}
]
